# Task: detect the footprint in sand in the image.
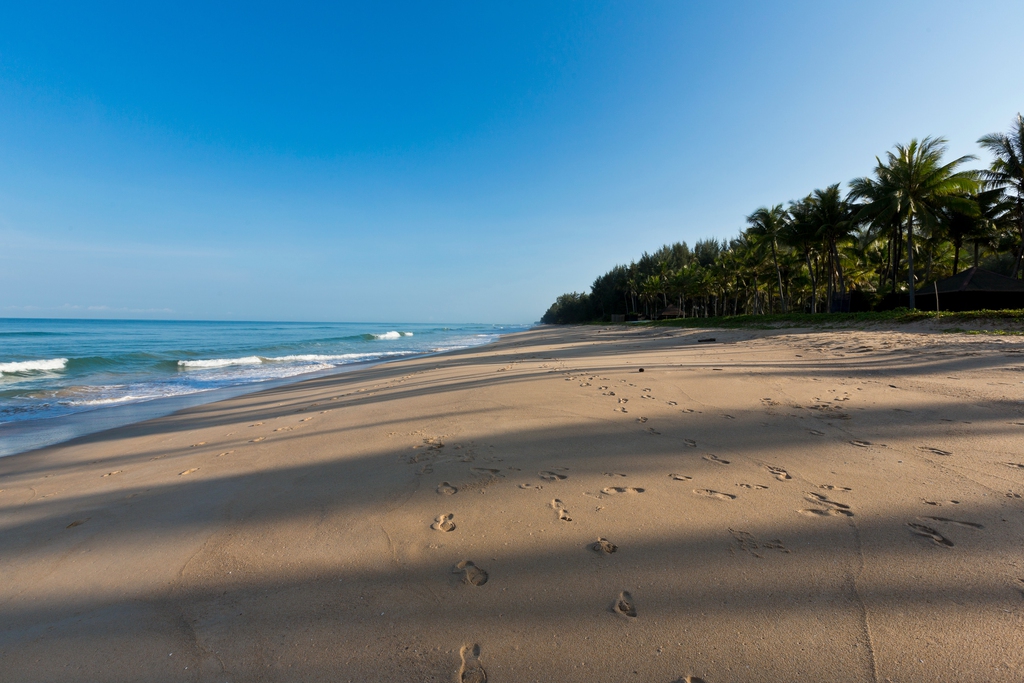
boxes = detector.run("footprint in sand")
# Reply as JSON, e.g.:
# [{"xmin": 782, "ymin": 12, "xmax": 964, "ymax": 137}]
[
  {"xmin": 249, "ymin": 422, "xmax": 264, "ymax": 427},
  {"xmin": 618, "ymin": 397, "xmax": 628, "ymax": 404},
  {"xmin": 539, "ymin": 471, "xmax": 568, "ymax": 481},
  {"xmin": 730, "ymin": 528, "xmax": 789, "ymax": 557},
  {"xmin": 693, "ymin": 489, "xmax": 736, "ymax": 501},
  {"xmin": 217, "ymin": 450, "xmax": 234, "ymax": 457},
  {"xmin": 849, "ymin": 440, "xmax": 873, "ymax": 448},
  {"xmin": 453, "ymin": 560, "xmax": 489, "ymax": 586},
  {"xmin": 66, "ymin": 519, "xmax": 89, "ymax": 529},
  {"xmin": 604, "ymin": 472, "xmax": 627, "ymax": 477},
  {"xmin": 703, "ymin": 454, "xmax": 730, "ymax": 465},
  {"xmin": 737, "ymin": 483, "xmax": 768, "ymax": 490},
  {"xmin": 602, "ymin": 486, "xmax": 645, "ymax": 495},
  {"xmin": 550, "ymin": 499, "xmax": 572, "ymax": 521},
  {"xmin": 799, "ymin": 492, "xmax": 853, "ymax": 517},
  {"xmin": 470, "ymin": 467, "xmax": 503, "ymax": 478},
  {"xmin": 189, "ymin": 442, "xmax": 206, "ymax": 448},
  {"xmin": 179, "ymin": 468, "xmax": 199, "ymax": 476},
  {"xmin": 646, "ymin": 427, "xmax": 661, "ymax": 435},
  {"xmin": 636, "ymin": 417, "xmax": 648, "ymax": 423},
  {"xmin": 613, "ymin": 591, "xmax": 637, "ymax": 618},
  {"xmin": 669, "ymin": 474, "xmax": 693, "ymax": 481},
  {"xmin": 808, "ymin": 429, "xmax": 825, "ymax": 436},
  {"xmin": 921, "ymin": 516, "xmax": 983, "ymax": 529},
  {"xmin": 681, "ymin": 677, "xmax": 708, "ymax": 683},
  {"xmin": 667, "ymin": 401, "xmax": 678, "ymax": 406},
  {"xmin": 922, "ymin": 499, "xmax": 960, "ymax": 506},
  {"xmin": 518, "ymin": 483, "xmax": 543, "ymax": 490},
  {"xmin": 617, "ymin": 407, "xmax": 629, "ymax": 413},
  {"xmin": 592, "ymin": 538, "xmax": 618, "ymax": 554},
  {"xmin": 919, "ymin": 446, "xmax": 952, "ymax": 456},
  {"xmin": 799, "ymin": 508, "xmax": 851, "ymax": 518},
  {"xmin": 683, "ymin": 439, "xmax": 697, "ymax": 447},
  {"xmin": 250, "ymin": 436, "xmax": 266, "ymax": 443},
  {"xmin": 458, "ymin": 643, "xmax": 487, "ymax": 683},
  {"xmin": 819, "ymin": 484, "xmax": 851, "ymax": 491},
  {"xmin": 1003, "ymin": 462, "xmax": 1024, "ymax": 470},
  {"xmin": 908, "ymin": 522, "xmax": 954, "ymax": 547},
  {"xmin": 101, "ymin": 471, "xmax": 122, "ymax": 478},
  {"xmin": 766, "ymin": 465, "xmax": 791, "ymax": 481},
  {"xmin": 437, "ymin": 482, "xmax": 458, "ymax": 495},
  {"xmin": 431, "ymin": 513, "xmax": 456, "ymax": 532}
]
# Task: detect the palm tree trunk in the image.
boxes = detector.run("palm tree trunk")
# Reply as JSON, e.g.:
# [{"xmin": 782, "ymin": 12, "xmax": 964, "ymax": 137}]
[
  {"xmin": 805, "ymin": 249, "xmax": 816, "ymax": 314},
  {"xmin": 880, "ymin": 237, "xmax": 890, "ymax": 293},
  {"xmin": 952, "ymin": 241, "xmax": 961, "ymax": 275},
  {"xmin": 825, "ymin": 253, "xmax": 833, "ymax": 312},
  {"xmin": 833, "ymin": 240, "xmax": 846, "ymax": 302},
  {"xmin": 1013, "ymin": 221, "xmax": 1024, "ymax": 278},
  {"xmin": 771, "ymin": 241, "xmax": 786, "ymax": 313},
  {"xmin": 907, "ymin": 216, "xmax": 916, "ymax": 310},
  {"xmin": 892, "ymin": 224, "xmax": 903, "ymax": 296}
]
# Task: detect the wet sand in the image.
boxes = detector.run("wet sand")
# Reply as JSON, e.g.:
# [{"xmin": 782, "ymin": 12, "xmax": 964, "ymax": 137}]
[{"xmin": 1, "ymin": 324, "xmax": 1023, "ymax": 682}]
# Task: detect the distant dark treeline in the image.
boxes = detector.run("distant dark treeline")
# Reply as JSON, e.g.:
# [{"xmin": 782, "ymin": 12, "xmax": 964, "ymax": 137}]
[{"xmin": 542, "ymin": 115, "xmax": 1024, "ymax": 324}]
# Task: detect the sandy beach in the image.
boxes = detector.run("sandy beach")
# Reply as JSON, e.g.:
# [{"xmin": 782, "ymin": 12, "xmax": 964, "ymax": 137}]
[{"xmin": 2, "ymin": 324, "xmax": 1023, "ymax": 682}]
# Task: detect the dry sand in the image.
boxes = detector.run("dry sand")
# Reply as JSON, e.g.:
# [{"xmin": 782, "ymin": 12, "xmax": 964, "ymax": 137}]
[{"xmin": 2, "ymin": 324, "xmax": 1023, "ymax": 682}]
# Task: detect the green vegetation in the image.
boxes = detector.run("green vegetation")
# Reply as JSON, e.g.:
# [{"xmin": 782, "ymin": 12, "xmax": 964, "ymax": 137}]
[
  {"xmin": 542, "ymin": 114, "xmax": 1024, "ymax": 324},
  {"xmin": 646, "ymin": 309, "xmax": 1024, "ymax": 330}
]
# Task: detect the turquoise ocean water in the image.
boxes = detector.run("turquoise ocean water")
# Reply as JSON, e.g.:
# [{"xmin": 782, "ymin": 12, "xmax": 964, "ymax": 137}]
[{"xmin": 0, "ymin": 319, "xmax": 527, "ymax": 456}]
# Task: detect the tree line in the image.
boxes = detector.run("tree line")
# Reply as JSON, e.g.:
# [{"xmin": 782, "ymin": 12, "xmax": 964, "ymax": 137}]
[{"xmin": 542, "ymin": 114, "xmax": 1024, "ymax": 324}]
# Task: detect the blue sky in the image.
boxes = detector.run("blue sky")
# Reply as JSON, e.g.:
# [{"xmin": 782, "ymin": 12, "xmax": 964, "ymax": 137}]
[{"xmin": 2, "ymin": 1, "xmax": 1022, "ymax": 323}]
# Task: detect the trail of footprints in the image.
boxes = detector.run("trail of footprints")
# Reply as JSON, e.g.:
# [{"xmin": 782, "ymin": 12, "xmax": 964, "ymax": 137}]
[
  {"xmin": 410, "ymin": 378, "xmax": 986, "ymax": 681},
  {"xmin": 405, "ymin": 366, "xmax": 1001, "ymax": 678}
]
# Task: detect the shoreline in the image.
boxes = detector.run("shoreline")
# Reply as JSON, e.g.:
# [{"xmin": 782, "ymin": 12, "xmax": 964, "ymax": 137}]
[
  {"xmin": 0, "ymin": 330, "xmax": 526, "ymax": 459},
  {"xmin": 2, "ymin": 324, "xmax": 1022, "ymax": 681}
]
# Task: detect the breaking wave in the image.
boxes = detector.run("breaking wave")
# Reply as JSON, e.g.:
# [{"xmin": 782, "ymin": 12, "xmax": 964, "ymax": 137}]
[
  {"xmin": 0, "ymin": 358, "xmax": 69, "ymax": 375},
  {"xmin": 370, "ymin": 331, "xmax": 413, "ymax": 340},
  {"xmin": 177, "ymin": 356, "xmax": 263, "ymax": 369}
]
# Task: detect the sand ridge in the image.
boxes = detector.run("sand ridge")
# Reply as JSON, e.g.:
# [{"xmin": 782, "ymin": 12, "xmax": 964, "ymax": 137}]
[{"xmin": 1, "ymin": 324, "xmax": 1023, "ymax": 681}]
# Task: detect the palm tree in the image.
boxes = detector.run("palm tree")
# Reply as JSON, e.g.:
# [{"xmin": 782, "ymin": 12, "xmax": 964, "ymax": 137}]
[
  {"xmin": 746, "ymin": 205, "xmax": 789, "ymax": 312},
  {"xmin": 935, "ymin": 189, "xmax": 1011, "ymax": 275},
  {"xmin": 852, "ymin": 138, "xmax": 977, "ymax": 308},
  {"xmin": 978, "ymin": 114, "xmax": 1024, "ymax": 278},
  {"xmin": 783, "ymin": 196, "xmax": 821, "ymax": 312},
  {"xmin": 849, "ymin": 174, "xmax": 904, "ymax": 296},
  {"xmin": 806, "ymin": 184, "xmax": 854, "ymax": 311}
]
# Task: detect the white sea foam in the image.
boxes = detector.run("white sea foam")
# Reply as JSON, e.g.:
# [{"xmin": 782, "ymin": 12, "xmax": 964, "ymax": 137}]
[
  {"xmin": 268, "ymin": 352, "xmax": 414, "ymax": 363},
  {"xmin": 372, "ymin": 331, "xmax": 413, "ymax": 340},
  {"xmin": 67, "ymin": 390, "xmax": 200, "ymax": 406},
  {"xmin": 0, "ymin": 358, "xmax": 69, "ymax": 375},
  {"xmin": 178, "ymin": 356, "xmax": 263, "ymax": 369}
]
